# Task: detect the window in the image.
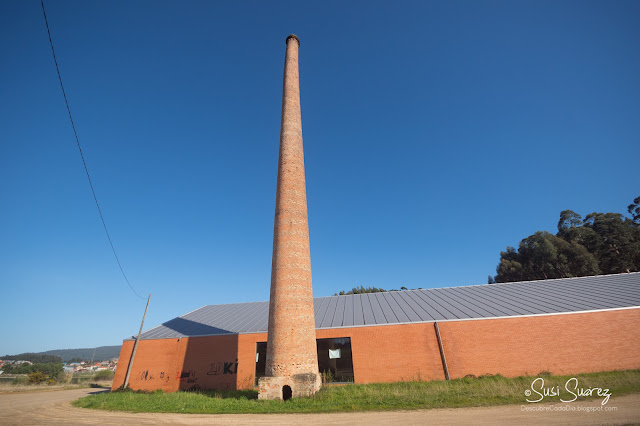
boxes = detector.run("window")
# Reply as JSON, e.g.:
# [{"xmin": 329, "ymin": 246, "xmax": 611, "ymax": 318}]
[
  {"xmin": 316, "ymin": 337, "xmax": 354, "ymax": 383},
  {"xmin": 254, "ymin": 337, "xmax": 355, "ymax": 385},
  {"xmin": 254, "ymin": 342, "xmax": 267, "ymax": 385}
]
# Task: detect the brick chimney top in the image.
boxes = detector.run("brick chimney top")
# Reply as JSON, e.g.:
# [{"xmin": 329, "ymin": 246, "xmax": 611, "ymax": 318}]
[{"xmin": 286, "ymin": 34, "xmax": 300, "ymax": 46}]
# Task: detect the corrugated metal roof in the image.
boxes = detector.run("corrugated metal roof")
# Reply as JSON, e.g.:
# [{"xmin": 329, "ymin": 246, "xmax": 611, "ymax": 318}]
[{"xmin": 135, "ymin": 272, "xmax": 640, "ymax": 340}]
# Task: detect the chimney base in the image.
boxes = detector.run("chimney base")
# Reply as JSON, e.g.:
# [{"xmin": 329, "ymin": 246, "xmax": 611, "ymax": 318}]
[{"xmin": 258, "ymin": 373, "xmax": 321, "ymax": 400}]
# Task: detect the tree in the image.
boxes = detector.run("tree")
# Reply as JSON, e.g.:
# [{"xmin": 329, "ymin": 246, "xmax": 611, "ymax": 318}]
[
  {"xmin": 494, "ymin": 246, "xmax": 523, "ymax": 282},
  {"xmin": 1, "ymin": 362, "xmax": 63, "ymax": 379},
  {"xmin": 1, "ymin": 353, "xmax": 62, "ymax": 364},
  {"xmin": 582, "ymin": 212, "xmax": 640, "ymax": 274},
  {"xmin": 334, "ymin": 286, "xmax": 387, "ymax": 296},
  {"xmin": 492, "ymin": 197, "xmax": 640, "ymax": 283},
  {"xmin": 558, "ymin": 210, "xmax": 583, "ymax": 232},
  {"xmin": 494, "ymin": 231, "xmax": 600, "ymax": 283},
  {"xmin": 628, "ymin": 196, "xmax": 640, "ymax": 224}
]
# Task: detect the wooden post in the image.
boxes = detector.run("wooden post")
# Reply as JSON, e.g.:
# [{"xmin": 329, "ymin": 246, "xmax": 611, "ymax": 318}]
[
  {"xmin": 434, "ymin": 321, "xmax": 450, "ymax": 380},
  {"xmin": 123, "ymin": 294, "xmax": 151, "ymax": 389}
]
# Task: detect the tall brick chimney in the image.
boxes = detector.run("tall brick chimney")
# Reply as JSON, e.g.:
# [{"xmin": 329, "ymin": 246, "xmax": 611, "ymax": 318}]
[{"xmin": 258, "ymin": 34, "xmax": 321, "ymax": 400}]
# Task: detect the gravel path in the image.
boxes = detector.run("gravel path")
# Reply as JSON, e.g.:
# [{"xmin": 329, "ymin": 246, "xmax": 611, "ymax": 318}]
[{"xmin": 0, "ymin": 388, "xmax": 638, "ymax": 425}]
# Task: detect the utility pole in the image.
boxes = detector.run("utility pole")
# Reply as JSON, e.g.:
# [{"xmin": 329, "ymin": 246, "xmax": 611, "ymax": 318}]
[{"xmin": 123, "ymin": 294, "xmax": 151, "ymax": 389}]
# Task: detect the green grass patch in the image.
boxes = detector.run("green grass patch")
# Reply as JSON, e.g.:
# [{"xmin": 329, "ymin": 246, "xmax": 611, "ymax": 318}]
[{"xmin": 72, "ymin": 369, "xmax": 640, "ymax": 414}]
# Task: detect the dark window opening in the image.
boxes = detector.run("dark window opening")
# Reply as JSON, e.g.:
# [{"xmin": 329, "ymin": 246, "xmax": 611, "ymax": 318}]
[
  {"xmin": 254, "ymin": 342, "xmax": 267, "ymax": 386},
  {"xmin": 316, "ymin": 337, "xmax": 354, "ymax": 383},
  {"xmin": 254, "ymin": 337, "xmax": 354, "ymax": 386},
  {"xmin": 282, "ymin": 385, "xmax": 292, "ymax": 400}
]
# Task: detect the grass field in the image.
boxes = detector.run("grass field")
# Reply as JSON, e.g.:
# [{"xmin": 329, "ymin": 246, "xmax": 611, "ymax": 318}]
[{"xmin": 72, "ymin": 369, "xmax": 640, "ymax": 414}]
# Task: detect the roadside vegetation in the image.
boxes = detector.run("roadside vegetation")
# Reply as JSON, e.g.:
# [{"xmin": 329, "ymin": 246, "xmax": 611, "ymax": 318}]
[
  {"xmin": 0, "ymin": 370, "xmax": 113, "ymax": 393},
  {"xmin": 0, "ymin": 351, "xmax": 115, "ymax": 392},
  {"xmin": 0, "ymin": 362, "xmax": 64, "ymax": 380},
  {"xmin": 73, "ymin": 369, "xmax": 640, "ymax": 414}
]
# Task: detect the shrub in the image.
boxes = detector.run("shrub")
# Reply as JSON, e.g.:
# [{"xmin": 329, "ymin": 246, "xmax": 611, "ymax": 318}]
[
  {"xmin": 94, "ymin": 370, "xmax": 115, "ymax": 381},
  {"xmin": 12, "ymin": 375, "xmax": 29, "ymax": 385},
  {"xmin": 321, "ymin": 369, "xmax": 335, "ymax": 384},
  {"xmin": 58, "ymin": 371, "xmax": 73, "ymax": 384},
  {"xmin": 28, "ymin": 371, "xmax": 48, "ymax": 384}
]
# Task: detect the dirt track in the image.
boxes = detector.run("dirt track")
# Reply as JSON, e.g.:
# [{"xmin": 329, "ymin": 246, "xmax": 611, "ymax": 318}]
[{"xmin": 0, "ymin": 388, "xmax": 638, "ymax": 425}]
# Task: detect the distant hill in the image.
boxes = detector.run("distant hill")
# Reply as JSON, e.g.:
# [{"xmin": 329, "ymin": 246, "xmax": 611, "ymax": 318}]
[
  {"xmin": 43, "ymin": 346, "xmax": 122, "ymax": 362},
  {"xmin": 1, "ymin": 353, "xmax": 62, "ymax": 363},
  {"xmin": 3, "ymin": 346, "xmax": 122, "ymax": 363}
]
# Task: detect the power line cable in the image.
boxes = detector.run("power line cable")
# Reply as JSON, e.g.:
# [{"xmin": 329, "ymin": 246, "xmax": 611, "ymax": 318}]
[{"xmin": 40, "ymin": 0, "xmax": 145, "ymax": 300}]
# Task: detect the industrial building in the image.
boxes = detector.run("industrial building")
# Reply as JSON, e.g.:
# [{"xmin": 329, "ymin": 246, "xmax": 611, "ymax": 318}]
[
  {"xmin": 112, "ymin": 35, "xmax": 640, "ymax": 396},
  {"xmin": 112, "ymin": 272, "xmax": 640, "ymax": 392}
]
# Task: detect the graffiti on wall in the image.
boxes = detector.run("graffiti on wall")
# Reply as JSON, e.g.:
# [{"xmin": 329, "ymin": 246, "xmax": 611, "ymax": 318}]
[
  {"xmin": 178, "ymin": 370, "xmax": 198, "ymax": 384},
  {"xmin": 207, "ymin": 359, "xmax": 238, "ymax": 376},
  {"xmin": 133, "ymin": 359, "xmax": 238, "ymax": 387},
  {"xmin": 139, "ymin": 370, "xmax": 154, "ymax": 381},
  {"xmin": 138, "ymin": 370, "xmax": 170, "ymax": 383}
]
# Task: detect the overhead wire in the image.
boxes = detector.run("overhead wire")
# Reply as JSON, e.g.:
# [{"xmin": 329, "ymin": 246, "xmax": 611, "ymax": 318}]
[{"xmin": 40, "ymin": 0, "xmax": 146, "ymax": 300}]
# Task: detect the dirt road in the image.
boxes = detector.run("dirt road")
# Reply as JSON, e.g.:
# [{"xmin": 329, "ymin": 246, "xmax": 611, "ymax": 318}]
[{"xmin": 0, "ymin": 388, "xmax": 638, "ymax": 425}]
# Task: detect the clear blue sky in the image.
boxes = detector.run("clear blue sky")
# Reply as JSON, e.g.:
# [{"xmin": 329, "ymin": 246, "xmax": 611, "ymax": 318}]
[{"xmin": 1, "ymin": 0, "xmax": 638, "ymax": 355}]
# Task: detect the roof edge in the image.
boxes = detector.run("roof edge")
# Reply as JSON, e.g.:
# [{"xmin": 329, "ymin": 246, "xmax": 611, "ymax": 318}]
[{"xmin": 124, "ymin": 305, "xmax": 640, "ymax": 342}]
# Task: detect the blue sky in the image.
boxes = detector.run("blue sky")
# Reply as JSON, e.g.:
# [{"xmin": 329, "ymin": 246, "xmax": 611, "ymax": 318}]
[{"xmin": 1, "ymin": 0, "xmax": 638, "ymax": 355}]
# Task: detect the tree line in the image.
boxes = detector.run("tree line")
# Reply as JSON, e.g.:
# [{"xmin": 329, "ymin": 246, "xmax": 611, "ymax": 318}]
[
  {"xmin": 1, "ymin": 353, "xmax": 62, "ymax": 364},
  {"xmin": 334, "ymin": 285, "xmax": 413, "ymax": 296},
  {"xmin": 490, "ymin": 196, "xmax": 640, "ymax": 283},
  {"xmin": 0, "ymin": 362, "xmax": 63, "ymax": 378}
]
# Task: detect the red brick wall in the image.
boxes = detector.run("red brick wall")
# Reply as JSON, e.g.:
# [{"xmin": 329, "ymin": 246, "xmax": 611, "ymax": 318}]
[
  {"xmin": 318, "ymin": 325, "xmax": 445, "ymax": 383},
  {"xmin": 112, "ymin": 335, "xmax": 240, "ymax": 392},
  {"xmin": 237, "ymin": 332, "xmax": 267, "ymax": 388},
  {"xmin": 112, "ymin": 338, "xmax": 182, "ymax": 392},
  {"xmin": 439, "ymin": 308, "xmax": 640, "ymax": 379},
  {"xmin": 235, "ymin": 325, "xmax": 445, "ymax": 387},
  {"xmin": 113, "ymin": 308, "xmax": 640, "ymax": 391}
]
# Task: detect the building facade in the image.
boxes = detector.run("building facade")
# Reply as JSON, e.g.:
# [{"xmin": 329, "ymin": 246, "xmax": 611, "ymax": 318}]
[{"xmin": 112, "ymin": 272, "xmax": 640, "ymax": 392}]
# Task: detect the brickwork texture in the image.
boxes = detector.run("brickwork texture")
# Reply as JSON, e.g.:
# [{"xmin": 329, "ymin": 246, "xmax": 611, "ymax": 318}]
[
  {"xmin": 113, "ymin": 308, "xmax": 640, "ymax": 392},
  {"xmin": 259, "ymin": 34, "xmax": 321, "ymax": 398}
]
